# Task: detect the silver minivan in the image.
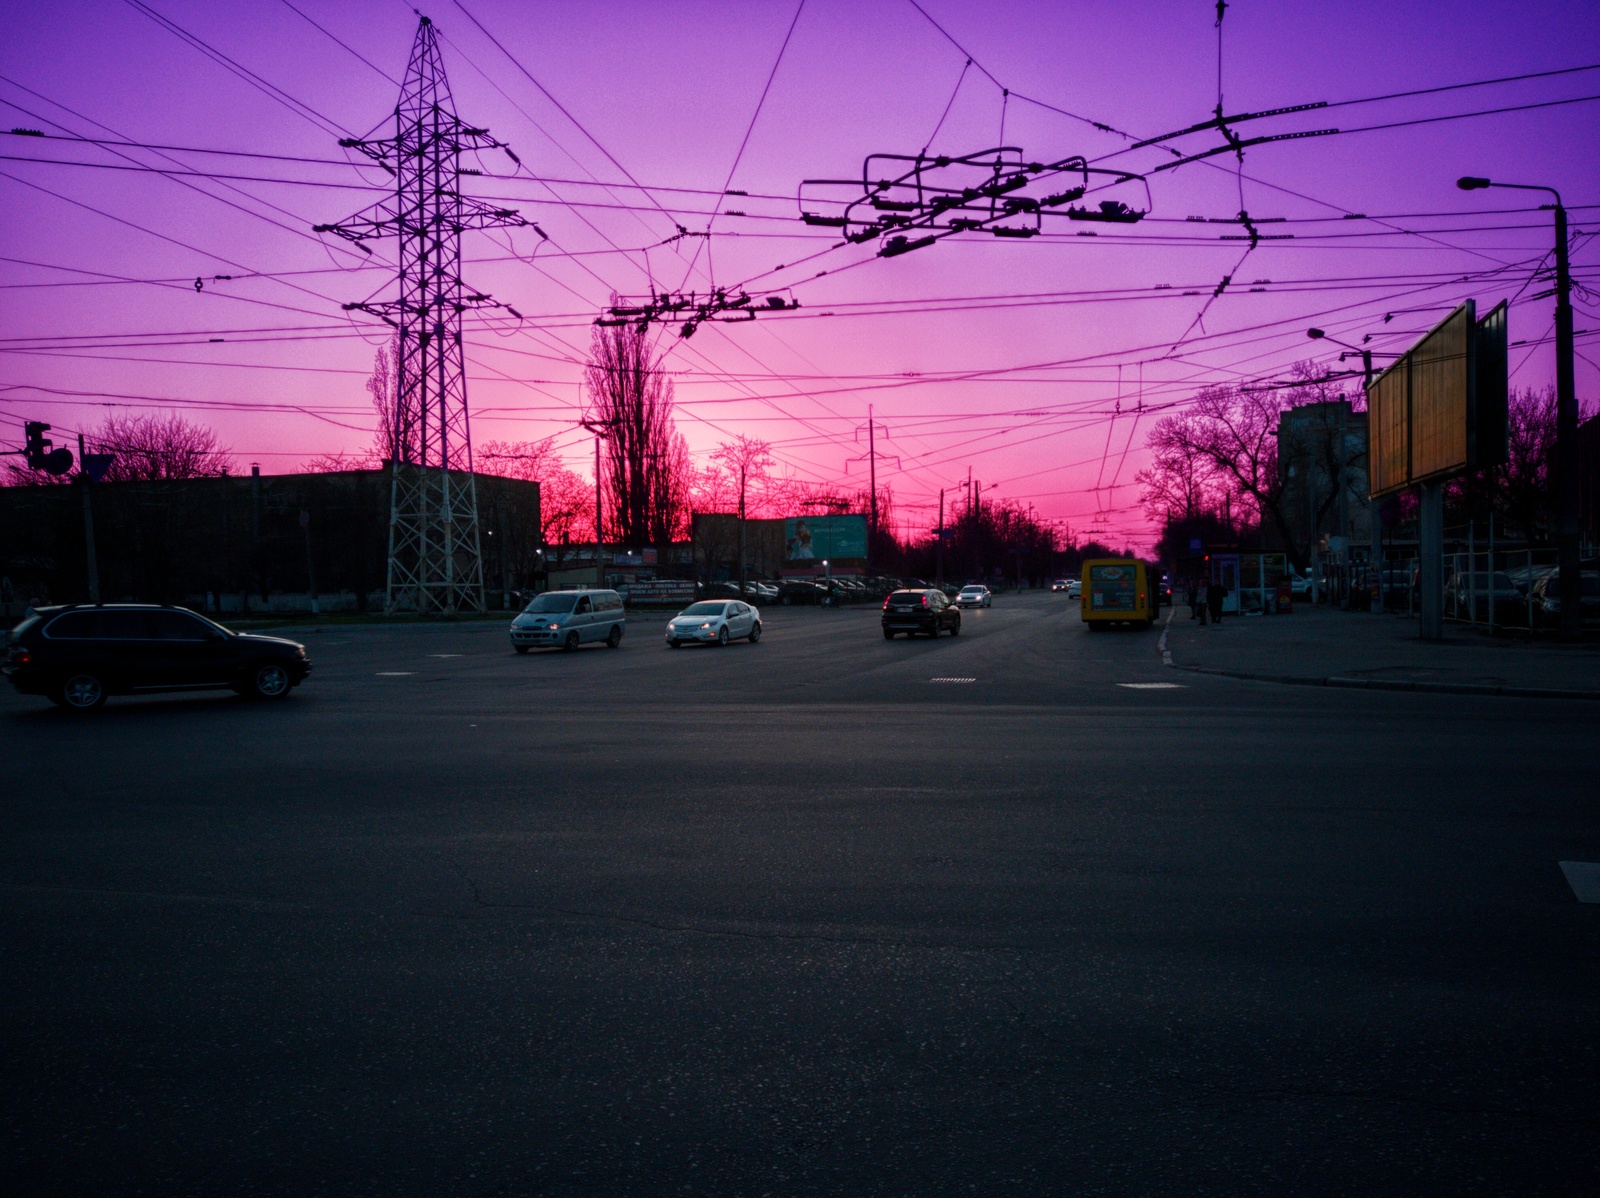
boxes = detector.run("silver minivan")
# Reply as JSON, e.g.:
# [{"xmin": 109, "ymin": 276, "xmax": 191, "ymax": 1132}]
[{"xmin": 510, "ymin": 589, "xmax": 626, "ymax": 653}]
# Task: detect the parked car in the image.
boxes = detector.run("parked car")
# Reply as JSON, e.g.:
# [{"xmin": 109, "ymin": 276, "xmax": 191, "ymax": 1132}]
[
  {"xmin": 4, "ymin": 604, "xmax": 310, "ymax": 710},
  {"xmin": 775, "ymin": 580, "xmax": 826, "ymax": 606},
  {"xmin": 1530, "ymin": 571, "xmax": 1600, "ymax": 627},
  {"xmin": 510, "ymin": 588, "xmax": 626, "ymax": 652},
  {"xmin": 881, "ymin": 588, "xmax": 961, "ymax": 639},
  {"xmin": 665, "ymin": 600, "xmax": 761, "ymax": 647},
  {"xmin": 954, "ymin": 585, "xmax": 992, "ymax": 609}
]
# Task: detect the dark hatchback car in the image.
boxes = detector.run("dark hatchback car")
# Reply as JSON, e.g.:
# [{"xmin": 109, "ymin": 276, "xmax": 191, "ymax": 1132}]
[
  {"xmin": 5, "ymin": 604, "xmax": 311, "ymax": 710},
  {"xmin": 881, "ymin": 588, "xmax": 961, "ymax": 639}
]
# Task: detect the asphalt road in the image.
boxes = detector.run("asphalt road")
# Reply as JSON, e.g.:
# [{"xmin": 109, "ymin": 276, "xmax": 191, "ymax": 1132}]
[{"xmin": 2, "ymin": 592, "xmax": 1596, "ymax": 1195}]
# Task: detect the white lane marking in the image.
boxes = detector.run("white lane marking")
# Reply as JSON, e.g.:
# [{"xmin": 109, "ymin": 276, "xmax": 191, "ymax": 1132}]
[
  {"xmin": 1157, "ymin": 605, "xmax": 1175, "ymax": 667},
  {"xmin": 1559, "ymin": 861, "xmax": 1600, "ymax": 903},
  {"xmin": 1119, "ymin": 682, "xmax": 1186, "ymax": 689},
  {"xmin": 374, "ymin": 671, "xmax": 415, "ymax": 677},
  {"xmin": 931, "ymin": 677, "xmax": 977, "ymax": 683},
  {"xmin": 428, "ymin": 653, "xmax": 463, "ymax": 658}
]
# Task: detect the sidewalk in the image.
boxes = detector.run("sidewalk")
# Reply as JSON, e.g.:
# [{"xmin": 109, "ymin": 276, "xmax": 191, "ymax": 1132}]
[{"xmin": 1161, "ymin": 602, "xmax": 1600, "ymax": 699}]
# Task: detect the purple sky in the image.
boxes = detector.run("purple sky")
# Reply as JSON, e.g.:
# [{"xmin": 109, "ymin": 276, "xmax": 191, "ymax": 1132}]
[{"xmin": 4, "ymin": 0, "xmax": 1598, "ymax": 548}]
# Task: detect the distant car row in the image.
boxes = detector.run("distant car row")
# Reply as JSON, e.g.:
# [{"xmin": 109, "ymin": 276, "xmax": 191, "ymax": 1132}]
[{"xmin": 695, "ymin": 576, "xmax": 996, "ymax": 607}]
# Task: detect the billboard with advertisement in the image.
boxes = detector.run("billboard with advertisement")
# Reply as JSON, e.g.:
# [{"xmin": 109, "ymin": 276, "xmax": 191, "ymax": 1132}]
[{"xmin": 784, "ymin": 515, "xmax": 867, "ymax": 561}]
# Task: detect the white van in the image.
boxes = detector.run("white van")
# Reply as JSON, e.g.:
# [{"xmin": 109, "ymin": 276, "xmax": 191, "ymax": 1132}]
[{"xmin": 509, "ymin": 589, "xmax": 626, "ymax": 653}]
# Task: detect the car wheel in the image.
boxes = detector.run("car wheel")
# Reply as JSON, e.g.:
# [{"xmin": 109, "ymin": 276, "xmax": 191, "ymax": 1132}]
[
  {"xmin": 780, "ymin": 595, "xmax": 792, "ymax": 606},
  {"xmin": 245, "ymin": 661, "xmax": 293, "ymax": 699},
  {"xmin": 514, "ymin": 645, "xmax": 530, "ymax": 655},
  {"xmin": 605, "ymin": 625, "xmax": 622, "ymax": 648},
  {"xmin": 883, "ymin": 628, "xmax": 895, "ymax": 639},
  {"xmin": 563, "ymin": 630, "xmax": 580, "ymax": 652},
  {"xmin": 748, "ymin": 622, "xmax": 761, "ymax": 643},
  {"xmin": 53, "ymin": 672, "xmax": 107, "ymax": 711},
  {"xmin": 716, "ymin": 627, "xmax": 729, "ymax": 647},
  {"xmin": 668, "ymin": 639, "xmax": 682, "ymax": 649},
  {"xmin": 949, "ymin": 619, "xmax": 960, "ymax": 636}
]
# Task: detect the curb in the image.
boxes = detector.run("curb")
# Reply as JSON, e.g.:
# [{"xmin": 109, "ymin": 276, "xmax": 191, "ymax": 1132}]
[{"xmin": 1171, "ymin": 663, "xmax": 1600, "ymax": 701}]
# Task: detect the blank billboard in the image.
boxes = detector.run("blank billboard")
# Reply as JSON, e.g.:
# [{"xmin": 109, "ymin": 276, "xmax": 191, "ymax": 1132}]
[{"xmin": 1367, "ymin": 300, "xmax": 1507, "ymax": 499}]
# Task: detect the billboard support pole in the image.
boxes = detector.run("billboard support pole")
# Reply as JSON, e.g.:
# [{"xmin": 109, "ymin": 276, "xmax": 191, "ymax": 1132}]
[{"xmin": 1419, "ymin": 481, "xmax": 1444, "ymax": 640}]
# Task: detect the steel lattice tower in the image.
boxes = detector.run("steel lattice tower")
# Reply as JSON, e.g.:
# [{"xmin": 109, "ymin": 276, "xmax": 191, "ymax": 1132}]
[{"xmin": 316, "ymin": 17, "xmax": 526, "ymax": 613}]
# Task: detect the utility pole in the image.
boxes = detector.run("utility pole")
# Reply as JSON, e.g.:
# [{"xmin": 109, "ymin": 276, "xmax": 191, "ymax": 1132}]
[
  {"xmin": 77, "ymin": 433, "xmax": 100, "ymax": 604},
  {"xmin": 594, "ymin": 433, "xmax": 605, "ymax": 589},
  {"xmin": 868, "ymin": 405, "xmax": 877, "ymax": 568},
  {"xmin": 1553, "ymin": 199, "xmax": 1580, "ymax": 639},
  {"xmin": 1458, "ymin": 175, "xmax": 1579, "ymax": 638},
  {"xmin": 737, "ymin": 457, "xmax": 748, "ymax": 596},
  {"xmin": 300, "ymin": 509, "xmax": 319, "ymax": 616},
  {"xmin": 250, "ymin": 463, "xmax": 261, "ymax": 613},
  {"xmin": 935, "ymin": 487, "xmax": 945, "ymax": 587},
  {"xmin": 316, "ymin": 17, "xmax": 528, "ymax": 615}
]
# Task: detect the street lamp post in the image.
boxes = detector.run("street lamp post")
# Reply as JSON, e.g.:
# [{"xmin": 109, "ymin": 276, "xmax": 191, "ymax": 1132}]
[
  {"xmin": 1309, "ymin": 328, "xmax": 1375, "ymax": 609},
  {"xmin": 1459, "ymin": 175, "xmax": 1580, "ymax": 639}
]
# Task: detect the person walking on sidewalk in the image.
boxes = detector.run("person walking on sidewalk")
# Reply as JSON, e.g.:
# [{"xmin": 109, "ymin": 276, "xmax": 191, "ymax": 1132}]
[
  {"xmin": 1197, "ymin": 579, "xmax": 1209, "ymax": 625},
  {"xmin": 1207, "ymin": 579, "xmax": 1227, "ymax": 625},
  {"xmin": 1186, "ymin": 578, "xmax": 1201, "ymax": 620}
]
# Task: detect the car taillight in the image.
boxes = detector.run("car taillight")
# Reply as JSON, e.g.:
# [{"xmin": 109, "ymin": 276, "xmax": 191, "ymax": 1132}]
[
  {"xmin": 11, "ymin": 648, "xmax": 29, "ymax": 665},
  {"xmin": 920, "ymin": 595, "xmax": 929, "ymax": 607},
  {"xmin": 883, "ymin": 597, "xmax": 892, "ymax": 610}
]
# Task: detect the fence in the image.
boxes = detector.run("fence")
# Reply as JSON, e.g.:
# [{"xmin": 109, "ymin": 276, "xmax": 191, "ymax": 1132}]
[{"xmin": 1364, "ymin": 532, "xmax": 1593, "ymax": 631}]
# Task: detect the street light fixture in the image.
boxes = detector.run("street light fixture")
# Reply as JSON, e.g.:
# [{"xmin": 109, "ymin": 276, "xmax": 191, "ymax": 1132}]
[{"xmin": 1458, "ymin": 173, "xmax": 1580, "ymax": 639}]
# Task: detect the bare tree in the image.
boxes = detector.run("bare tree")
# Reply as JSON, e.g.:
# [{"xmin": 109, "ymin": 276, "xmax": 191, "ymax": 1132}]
[
  {"xmin": 585, "ymin": 321, "xmax": 688, "ymax": 550},
  {"xmin": 711, "ymin": 435, "xmax": 775, "ymax": 586},
  {"xmin": 6, "ymin": 413, "xmax": 233, "ymax": 485}
]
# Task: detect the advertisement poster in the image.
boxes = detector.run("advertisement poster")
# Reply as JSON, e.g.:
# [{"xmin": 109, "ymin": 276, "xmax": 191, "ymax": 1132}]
[
  {"xmin": 1088, "ymin": 563, "xmax": 1136, "ymax": 610},
  {"xmin": 783, "ymin": 515, "xmax": 867, "ymax": 561}
]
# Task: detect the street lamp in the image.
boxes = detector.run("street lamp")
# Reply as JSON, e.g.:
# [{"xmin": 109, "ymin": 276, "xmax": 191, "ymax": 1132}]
[
  {"xmin": 1306, "ymin": 327, "xmax": 1373, "ymax": 389},
  {"xmin": 1459, "ymin": 174, "xmax": 1580, "ymax": 639}
]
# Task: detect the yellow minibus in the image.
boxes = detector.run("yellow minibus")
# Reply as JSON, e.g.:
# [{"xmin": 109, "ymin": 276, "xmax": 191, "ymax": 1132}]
[{"xmin": 1081, "ymin": 558, "xmax": 1158, "ymax": 629}]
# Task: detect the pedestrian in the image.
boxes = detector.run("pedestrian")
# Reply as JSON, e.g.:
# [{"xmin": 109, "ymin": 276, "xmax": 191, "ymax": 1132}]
[
  {"xmin": 1207, "ymin": 579, "xmax": 1227, "ymax": 625},
  {"xmin": 1196, "ymin": 579, "xmax": 1209, "ymax": 625},
  {"xmin": 1186, "ymin": 578, "xmax": 1200, "ymax": 620}
]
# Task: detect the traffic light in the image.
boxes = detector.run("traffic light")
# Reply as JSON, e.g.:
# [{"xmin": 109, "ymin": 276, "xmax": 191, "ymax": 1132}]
[
  {"xmin": 24, "ymin": 421, "xmax": 49, "ymax": 465},
  {"xmin": 22, "ymin": 421, "xmax": 74, "ymax": 476}
]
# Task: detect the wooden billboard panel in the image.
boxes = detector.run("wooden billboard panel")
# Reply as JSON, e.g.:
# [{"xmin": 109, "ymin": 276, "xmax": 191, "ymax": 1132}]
[
  {"xmin": 1410, "ymin": 304, "xmax": 1473, "ymax": 483},
  {"xmin": 1367, "ymin": 300, "xmax": 1504, "ymax": 499},
  {"xmin": 1368, "ymin": 366, "xmax": 1409, "ymax": 497}
]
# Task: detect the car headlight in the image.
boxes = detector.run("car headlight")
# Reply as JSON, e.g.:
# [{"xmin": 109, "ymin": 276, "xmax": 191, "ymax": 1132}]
[
  {"xmin": 700, "ymin": 622, "xmax": 713, "ymax": 629},
  {"xmin": 547, "ymin": 622, "xmax": 560, "ymax": 630}
]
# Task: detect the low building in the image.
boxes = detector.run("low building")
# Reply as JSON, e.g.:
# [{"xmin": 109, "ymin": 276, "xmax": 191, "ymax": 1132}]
[{"xmin": 0, "ymin": 467, "xmax": 539, "ymax": 613}]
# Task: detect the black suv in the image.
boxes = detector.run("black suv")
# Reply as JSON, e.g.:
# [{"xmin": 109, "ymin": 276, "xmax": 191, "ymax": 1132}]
[
  {"xmin": 881, "ymin": 588, "xmax": 961, "ymax": 639},
  {"xmin": 4, "ymin": 604, "xmax": 311, "ymax": 710}
]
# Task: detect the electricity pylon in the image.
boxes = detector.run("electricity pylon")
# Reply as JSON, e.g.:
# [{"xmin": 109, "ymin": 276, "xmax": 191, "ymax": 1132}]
[{"xmin": 315, "ymin": 16, "xmax": 527, "ymax": 614}]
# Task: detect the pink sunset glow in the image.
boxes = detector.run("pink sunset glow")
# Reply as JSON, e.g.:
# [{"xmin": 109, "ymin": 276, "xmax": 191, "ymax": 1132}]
[{"xmin": 4, "ymin": 0, "xmax": 1597, "ymax": 550}]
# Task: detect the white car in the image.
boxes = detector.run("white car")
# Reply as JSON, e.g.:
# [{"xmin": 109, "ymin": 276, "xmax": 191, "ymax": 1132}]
[
  {"xmin": 665, "ymin": 600, "xmax": 762, "ymax": 648},
  {"xmin": 1066, "ymin": 580, "xmax": 1082, "ymax": 600},
  {"xmin": 954, "ymin": 585, "xmax": 992, "ymax": 609}
]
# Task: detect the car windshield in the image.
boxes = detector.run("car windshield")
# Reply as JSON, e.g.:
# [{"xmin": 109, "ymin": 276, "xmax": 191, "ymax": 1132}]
[
  {"xmin": 890, "ymin": 591, "xmax": 926, "ymax": 601},
  {"xmin": 524, "ymin": 593, "xmax": 578, "ymax": 613},
  {"xmin": 959, "ymin": 587, "xmax": 983, "ymax": 594},
  {"xmin": 680, "ymin": 602, "xmax": 727, "ymax": 616}
]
